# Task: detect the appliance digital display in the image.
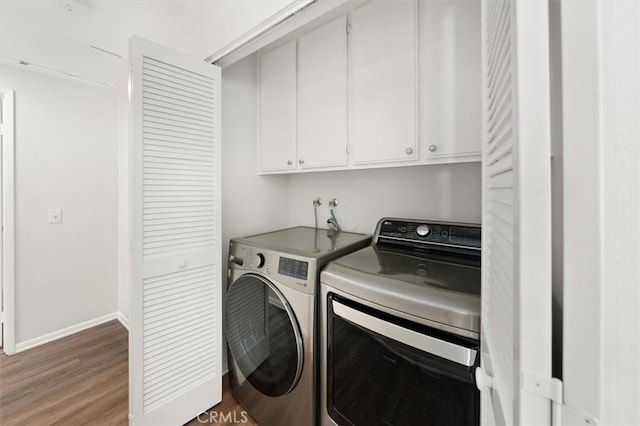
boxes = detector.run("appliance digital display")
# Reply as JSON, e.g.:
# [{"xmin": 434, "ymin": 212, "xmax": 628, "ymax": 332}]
[{"xmin": 278, "ymin": 257, "xmax": 308, "ymax": 280}]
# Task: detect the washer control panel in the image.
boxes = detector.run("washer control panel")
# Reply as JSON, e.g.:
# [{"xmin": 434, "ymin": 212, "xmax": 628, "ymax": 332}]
[
  {"xmin": 227, "ymin": 242, "xmax": 317, "ymax": 294},
  {"xmin": 278, "ymin": 256, "xmax": 309, "ymax": 280},
  {"xmin": 374, "ymin": 218, "xmax": 481, "ymax": 252}
]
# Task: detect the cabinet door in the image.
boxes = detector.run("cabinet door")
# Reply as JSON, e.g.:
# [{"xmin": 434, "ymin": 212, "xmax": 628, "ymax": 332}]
[
  {"xmin": 297, "ymin": 16, "xmax": 348, "ymax": 169},
  {"xmin": 259, "ymin": 40, "xmax": 296, "ymax": 172},
  {"xmin": 349, "ymin": 0, "xmax": 418, "ymax": 165},
  {"xmin": 420, "ymin": 0, "xmax": 481, "ymax": 159}
]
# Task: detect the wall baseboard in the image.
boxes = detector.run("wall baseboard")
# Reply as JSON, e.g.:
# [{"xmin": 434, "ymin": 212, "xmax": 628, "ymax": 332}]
[
  {"xmin": 116, "ymin": 312, "xmax": 129, "ymax": 330},
  {"xmin": 15, "ymin": 312, "xmax": 121, "ymax": 353}
]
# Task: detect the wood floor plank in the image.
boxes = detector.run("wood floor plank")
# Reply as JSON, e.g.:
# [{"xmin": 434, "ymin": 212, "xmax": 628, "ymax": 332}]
[
  {"xmin": 0, "ymin": 320, "xmax": 256, "ymax": 425},
  {"xmin": 185, "ymin": 374, "xmax": 256, "ymax": 426}
]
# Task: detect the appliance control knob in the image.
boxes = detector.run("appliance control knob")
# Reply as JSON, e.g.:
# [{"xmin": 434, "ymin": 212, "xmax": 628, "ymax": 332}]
[
  {"xmin": 416, "ymin": 224, "xmax": 430, "ymax": 238},
  {"xmin": 255, "ymin": 253, "xmax": 265, "ymax": 268}
]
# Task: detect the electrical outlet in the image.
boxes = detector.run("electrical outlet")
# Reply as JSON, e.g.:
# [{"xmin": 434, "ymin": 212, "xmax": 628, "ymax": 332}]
[{"xmin": 48, "ymin": 209, "xmax": 62, "ymax": 224}]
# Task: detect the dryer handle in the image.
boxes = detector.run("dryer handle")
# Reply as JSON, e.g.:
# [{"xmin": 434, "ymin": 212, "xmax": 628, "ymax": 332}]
[
  {"xmin": 229, "ymin": 255, "xmax": 244, "ymax": 266},
  {"xmin": 332, "ymin": 299, "xmax": 477, "ymax": 366}
]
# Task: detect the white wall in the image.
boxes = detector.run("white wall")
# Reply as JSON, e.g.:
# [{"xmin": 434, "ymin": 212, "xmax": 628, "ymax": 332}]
[
  {"xmin": 287, "ymin": 163, "xmax": 482, "ymax": 233},
  {"xmin": 221, "ymin": 55, "xmax": 289, "ymax": 246},
  {"xmin": 0, "ymin": 64, "xmax": 119, "ymax": 346}
]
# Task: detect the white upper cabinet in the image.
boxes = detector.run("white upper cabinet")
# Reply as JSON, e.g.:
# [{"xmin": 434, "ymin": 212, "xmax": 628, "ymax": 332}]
[
  {"xmin": 349, "ymin": 0, "xmax": 418, "ymax": 165},
  {"xmin": 297, "ymin": 16, "xmax": 348, "ymax": 169},
  {"xmin": 419, "ymin": 0, "xmax": 482, "ymax": 159},
  {"xmin": 256, "ymin": 0, "xmax": 481, "ymax": 174},
  {"xmin": 259, "ymin": 40, "xmax": 297, "ymax": 172}
]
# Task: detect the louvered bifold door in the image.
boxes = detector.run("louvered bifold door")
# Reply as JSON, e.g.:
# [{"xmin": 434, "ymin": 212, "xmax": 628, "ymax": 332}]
[
  {"xmin": 479, "ymin": 1, "xmax": 552, "ymax": 425},
  {"xmin": 129, "ymin": 37, "xmax": 222, "ymax": 426}
]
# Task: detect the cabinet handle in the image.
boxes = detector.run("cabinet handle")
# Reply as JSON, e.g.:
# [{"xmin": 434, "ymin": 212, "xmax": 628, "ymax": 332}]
[
  {"xmin": 287, "ymin": 160, "xmax": 293, "ymax": 166},
  {"xmin": 405, "ymin": 147, "xmax": 413, "ymax": 155},
  {"xmin": 298, "ymin": 159, "xmax": 305, "ymax": 165},
  {"xmin": 429, "ymin": 144, "xmax": 437, "ymax": 152}
]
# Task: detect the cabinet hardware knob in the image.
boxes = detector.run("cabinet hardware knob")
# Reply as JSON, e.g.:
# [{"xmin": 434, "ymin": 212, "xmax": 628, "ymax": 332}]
[
  {"xmin": 406, "ymin": 147, "xmax": 413, "ymax": 155},
  {"xmin": 287, "ymin": 160, "xmax": 293, "ymax": 165},
  {"xmin": 177, "ymin": 259, "xmax": 187, "ymax": 269},
  {"xmin": 299, "ymin": 159, "xmax": 305, "ymax": 164},
  {"xmin": 429, "ymin": 144, "xmax": 437, "ymax": 152}
]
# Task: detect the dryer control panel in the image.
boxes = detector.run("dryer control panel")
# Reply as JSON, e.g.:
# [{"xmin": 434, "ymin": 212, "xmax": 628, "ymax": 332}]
[{"xmin": 374, "ymin": 218, "xmax": 481, "ymax": 255}]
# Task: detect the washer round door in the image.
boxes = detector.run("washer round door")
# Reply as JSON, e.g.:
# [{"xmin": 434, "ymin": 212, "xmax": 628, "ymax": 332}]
[{"xmin": 225, "ymin": 274, "xmax": 304, "ymax": 397}]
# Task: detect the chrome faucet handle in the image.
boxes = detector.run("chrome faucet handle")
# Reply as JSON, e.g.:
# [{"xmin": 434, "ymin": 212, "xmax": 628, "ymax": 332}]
[
  {"xmin": 327, "ymin": 217, "xmax": 343, "ymax": 233},
  {"xmin": 329, "ymin": 198, "xmax": 338, "ymax": 208},
  {"xmin": 313, "ymin": 198, "xmax": 322, "ymax": 207}
]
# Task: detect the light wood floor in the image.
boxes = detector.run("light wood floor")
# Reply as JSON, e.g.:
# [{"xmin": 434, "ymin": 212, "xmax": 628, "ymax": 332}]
[{"xmin": 0, "ymin": 320, "xmax": 256, "ymax": 425}]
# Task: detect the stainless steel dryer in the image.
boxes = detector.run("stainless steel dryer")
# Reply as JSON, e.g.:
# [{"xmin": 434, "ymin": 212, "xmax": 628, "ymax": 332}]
[
  {"xmin": 225, "ymin": 227, "xmax": 371, "ymax": 426},
  {"xmin": 320, "ymin": 218, "xmax": 482, "ymax": 426}
]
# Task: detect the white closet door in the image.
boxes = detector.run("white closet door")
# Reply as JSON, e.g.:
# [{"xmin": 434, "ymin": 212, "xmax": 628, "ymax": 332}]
[
  {"xmin": 479, "ymin": 1, "xmax": 552, "ymax": 425},
  {"xmin": 129, "ymin": 36, "xmax": 222, "ymax": 426}
]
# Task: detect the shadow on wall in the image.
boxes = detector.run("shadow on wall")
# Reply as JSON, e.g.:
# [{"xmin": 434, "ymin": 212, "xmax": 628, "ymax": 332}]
[{"xmin": 286, "ymin": 162, "xmax": 482, "ymax": 234}]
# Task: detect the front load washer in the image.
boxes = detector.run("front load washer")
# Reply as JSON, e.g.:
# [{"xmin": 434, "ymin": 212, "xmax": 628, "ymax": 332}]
[{"xmin": 224, "ymin": 226, "xmax": 371, "ymax": 426}]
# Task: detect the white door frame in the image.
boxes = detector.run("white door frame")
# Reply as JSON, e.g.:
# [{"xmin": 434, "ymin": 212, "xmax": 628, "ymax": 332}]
[
  {"xmin": 561, "ymin": 1, "xmax": 640, "ymax": 424},
  {"xmin": 0, "ymin": 89, "xmax": 16, "ymax": 355}
]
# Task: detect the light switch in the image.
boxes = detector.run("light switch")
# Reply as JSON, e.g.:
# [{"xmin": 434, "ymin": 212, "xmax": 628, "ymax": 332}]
[{"xmin": 48, "ymin": 209, "xmax": 62, "ymax": 224}]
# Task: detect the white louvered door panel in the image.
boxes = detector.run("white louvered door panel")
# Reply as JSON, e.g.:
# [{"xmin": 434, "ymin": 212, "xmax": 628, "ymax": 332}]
[
  {"xmin": 129, "ymin": 37, "xmax": 222, "ymax": 426},
  {"xmin": 480, "ymin": 1, "xmax": 552, "ymax": 425}
]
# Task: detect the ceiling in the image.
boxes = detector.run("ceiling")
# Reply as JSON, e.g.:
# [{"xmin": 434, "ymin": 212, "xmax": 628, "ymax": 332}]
[{"xmin": 0, "ymin": 0, "xmax": 294, "ymax": 87}]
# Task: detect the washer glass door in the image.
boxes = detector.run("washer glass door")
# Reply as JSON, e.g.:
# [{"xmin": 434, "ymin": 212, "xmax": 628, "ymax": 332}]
[{"xmin": 225, "ymin": 273, "xmax": 304, "ymax": 397}]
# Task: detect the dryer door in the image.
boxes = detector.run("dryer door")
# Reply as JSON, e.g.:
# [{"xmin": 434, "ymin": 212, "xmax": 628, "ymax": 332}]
[{"xmin": 225, "ymin": 274, "xmax": 304, "ymax": 397}]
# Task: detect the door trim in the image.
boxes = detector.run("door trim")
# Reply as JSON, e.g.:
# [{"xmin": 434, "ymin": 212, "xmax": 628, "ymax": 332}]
[
  {"xmin": 0, "ymin": 89, "xmax": 16, "ymax": 355},
  {"xmin": 207, "ymin": 0, "xmax": 375, "ymax": 68}
]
